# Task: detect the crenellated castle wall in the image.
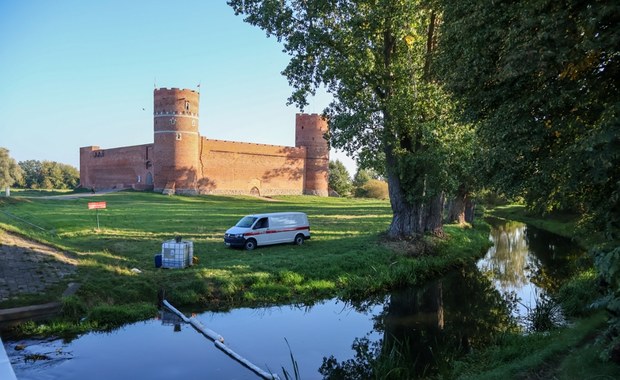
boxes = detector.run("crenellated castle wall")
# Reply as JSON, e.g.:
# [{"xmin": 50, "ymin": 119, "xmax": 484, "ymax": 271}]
[
  {"xmin": 199, "ymin": 139, "xmax": 307, "ymax": 196},
  {"xmin": 80, "ymin": 144, "xmax": 154, "ymax": 190},
  {"xmin": 79, "ymin": 87, "xmax": 329, "ymax": 196}
]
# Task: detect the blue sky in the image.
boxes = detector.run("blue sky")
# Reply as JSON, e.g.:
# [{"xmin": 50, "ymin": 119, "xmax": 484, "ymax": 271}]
[{"xmin": 0, "ymin": 0, "xmax": 356, "ymax": 174}]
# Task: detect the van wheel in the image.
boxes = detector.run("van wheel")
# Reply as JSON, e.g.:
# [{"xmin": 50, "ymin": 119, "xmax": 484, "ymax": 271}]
[
  {"xmin": 244, "ymin": 239, "xmax": 257, "ymax": 251},
  {"xmin": 294, "ymin": 234, "xmax": 305, "ymax": 246}
]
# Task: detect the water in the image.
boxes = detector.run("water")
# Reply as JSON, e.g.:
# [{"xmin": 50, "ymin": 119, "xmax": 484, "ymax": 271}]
[{"xmin": 4, "ymin": 219, "xmax": 583, "ymax": 379}]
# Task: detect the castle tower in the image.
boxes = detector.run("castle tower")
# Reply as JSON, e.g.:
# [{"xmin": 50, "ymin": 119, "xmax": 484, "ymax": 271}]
[
  {"xmin": 295, "ymin": 113, "xmax": 330, "ymax": 196},
  {"xmin": 153, "ymin": 88, "xmax": 201, "ymax": 194}
]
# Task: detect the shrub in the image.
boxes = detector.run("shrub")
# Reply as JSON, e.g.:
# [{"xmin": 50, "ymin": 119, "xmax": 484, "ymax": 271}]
[{"xmin": 358, "ymin": 179, "xmax": 389, "ymax": 200}]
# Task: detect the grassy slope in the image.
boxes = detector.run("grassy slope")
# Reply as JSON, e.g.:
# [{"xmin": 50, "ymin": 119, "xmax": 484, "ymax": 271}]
[{"xmin": 0, "ymin": 192, "xmax": 490, "ymax": 334}]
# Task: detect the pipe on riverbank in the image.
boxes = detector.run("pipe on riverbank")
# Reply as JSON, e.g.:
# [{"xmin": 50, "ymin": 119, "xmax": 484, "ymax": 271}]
[{"xmin": 162, "ymin": 299, "xmax": 280, "ymax": 380}]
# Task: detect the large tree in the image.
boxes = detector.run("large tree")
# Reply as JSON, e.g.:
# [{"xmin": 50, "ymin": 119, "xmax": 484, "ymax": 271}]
[
  {"xmin": 229, "ymin": 0, "xmax": 463, "ymax": 238},
  {"xmin": 0, "ymin": 148, "xmax": 23, "ymax": 193},
  {"xmin": 437, "ymin": 0, "xmax": 620, "ymax": 360},
  {"xmin": 438, "ymin": 0, "xmax": 619, "ymax": 228}
]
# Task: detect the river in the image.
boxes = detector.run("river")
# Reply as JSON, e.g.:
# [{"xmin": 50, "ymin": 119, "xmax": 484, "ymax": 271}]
[{"xmin": 3, "ymin": 219, "xmax": 584, "ymax": 379}]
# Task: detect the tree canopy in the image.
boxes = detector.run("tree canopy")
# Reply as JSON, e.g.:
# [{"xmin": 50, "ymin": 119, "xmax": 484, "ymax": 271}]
[
  {"xmin": 229, "ymin": 0, "xmax": 470, "ymax": 237},
  {"xmin": 0, "ymin": 147, "xmax": 23, "ymax": 190},
  {"xmin": 18, "ymin": 160, "xmax": 80, "ymax": 189},
  {"xmin": 328, "ymin": 159, "xmax": 353, "ymax": 196},
  {"xmin": 437, "ymin": 0, "xmax": 620, "ymax": 361},
  {"xmin": 438, "ymin": 0, "xmax": 619, "ymax": 232}
]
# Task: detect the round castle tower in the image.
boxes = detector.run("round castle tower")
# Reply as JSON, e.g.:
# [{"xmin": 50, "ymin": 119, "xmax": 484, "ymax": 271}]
[
  {"xmin": 295, "ymin": 113, "xmax": 330, "ymax": 196},
  {"xmin": 153, "ymin": 88, "xmax": 201, "ymax": 194}
]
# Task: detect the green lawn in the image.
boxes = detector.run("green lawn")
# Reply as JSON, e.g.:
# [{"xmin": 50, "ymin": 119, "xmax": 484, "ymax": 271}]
[{"xmin": 0, "ymin": 191, "xmax": 490, "ymax": 333}]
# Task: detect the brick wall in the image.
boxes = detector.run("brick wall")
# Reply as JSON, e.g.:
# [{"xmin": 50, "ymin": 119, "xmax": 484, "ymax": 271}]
[
  {"xmin": 79, "ymin": 144, "xmax": 154, "ymax": 190},
  {"xmin": 199, "ymin": 139, "xmax": 307, "ymax": 196}
]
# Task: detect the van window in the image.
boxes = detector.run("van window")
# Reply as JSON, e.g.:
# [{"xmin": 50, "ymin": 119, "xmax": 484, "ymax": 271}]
[
  {"xmin": 236, "ymin": 216, "xmax": 257, "ymax": 228},
  {"xmin": 254, "ymin": 218, "xmax": 269, "ymax": 229},
  {"xmin": 271, "ymin": 215, "xmax": 297, "ymax": 227}
]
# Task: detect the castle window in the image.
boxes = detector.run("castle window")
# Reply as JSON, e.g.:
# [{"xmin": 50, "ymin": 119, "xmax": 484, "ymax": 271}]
[
  {"xmin": 185, "ymin": 101, "xmax": 190, "ymax": 111},
  {"xmin": 176, "ymin": 133, "xmax": 182, "ymax": 140}
]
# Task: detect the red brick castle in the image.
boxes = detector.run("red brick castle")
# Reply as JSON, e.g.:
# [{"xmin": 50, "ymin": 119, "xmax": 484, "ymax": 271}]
[{"xmin": 80, "ymin": 88, "xmax": 329, "ymax": 196}]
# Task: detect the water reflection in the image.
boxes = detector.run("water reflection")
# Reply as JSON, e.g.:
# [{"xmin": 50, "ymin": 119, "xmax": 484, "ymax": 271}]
[
  {"xmin": 321, "ymin": 267, "xmax": 516, "ymax": 379},
  {"xmin": 320, "ymin": 219, "xmax": 584, "ymax": 379},
  {"xmin": 478, "ymin": 218, "xmax": 583, "ymax": 318}
]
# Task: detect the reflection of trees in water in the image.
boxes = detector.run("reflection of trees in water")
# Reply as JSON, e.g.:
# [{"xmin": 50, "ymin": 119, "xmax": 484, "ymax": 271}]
[
  {"xmin": 524, "ymin": 226, "xmax": 585, "ymax": 293},
  {"xmin": 480, "ymin": 221, "xmax": 530, "ymax": 290},
  {"xmin": 320, "ymin": 267, "xmax": 516, "ymax": 379},
  {"xmin": 480, "ymin": 220, "xmax": 584, "ymax": 296}
]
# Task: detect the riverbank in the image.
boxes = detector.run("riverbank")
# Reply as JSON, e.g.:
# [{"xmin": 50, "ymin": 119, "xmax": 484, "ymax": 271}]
[
  {"xmin": 0, "ymin": 191, "xmax": 491, "ymax": 339},
  {"xmin": 453, "ymin": 205, "xmax": 619, "ymax": 379}
]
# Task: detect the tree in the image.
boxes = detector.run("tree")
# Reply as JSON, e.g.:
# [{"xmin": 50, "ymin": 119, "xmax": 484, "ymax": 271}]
[
  {"xmin": 329, "ymin": 160, "xmax": 352, "ymax": 196},
  {"xmin": 19, "ymin": 160, "xmax": 43, "ymax": 188},
  {"xmin": 229, "ymin": 0, "xmax": 466, "ymax": 238},
  {"xmin": 18, "ymin": 160, "xmax": 79, "ymax": 189},
  {"xmin": 352, "ymin": 168, "xmax": 381, "ymax": 197},
  {"xmin": 437, "ymin": 0, "xmax": 620, "ymax": 361},
  {"xmin": 0, "ymin": 148, "xmax": 23, "ymax": 193},
  {"xmin": 438, "ymin": 0, "xmax": 619, "ymax": 229}
]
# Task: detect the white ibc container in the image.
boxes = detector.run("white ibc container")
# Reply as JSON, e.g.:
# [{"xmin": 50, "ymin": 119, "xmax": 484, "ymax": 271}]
[{"xmin": 161, "ymin": 240, "xmax": 193, "ymax": 269}]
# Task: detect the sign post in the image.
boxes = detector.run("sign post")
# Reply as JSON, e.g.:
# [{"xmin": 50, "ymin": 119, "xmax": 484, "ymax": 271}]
[{"xmin": 88, "ymin": 201, "xmax": 107, "ymax": 230}]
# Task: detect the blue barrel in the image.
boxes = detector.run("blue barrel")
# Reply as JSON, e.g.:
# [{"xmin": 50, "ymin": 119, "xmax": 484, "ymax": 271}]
[{"xmin": 154, "ymin": 254, "xmax": 162, "ymax": 268}]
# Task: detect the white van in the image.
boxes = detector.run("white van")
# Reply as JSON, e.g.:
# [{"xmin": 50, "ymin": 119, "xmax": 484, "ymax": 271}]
[{"xmin": 224, "ymin": 212, "xmax": 310, "ymax": 250}]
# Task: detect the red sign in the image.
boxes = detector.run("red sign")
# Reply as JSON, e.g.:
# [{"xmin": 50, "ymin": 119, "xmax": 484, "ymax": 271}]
[{"xmin": 88, "ymin": 201, "xmax": 107, "ymax": 210}]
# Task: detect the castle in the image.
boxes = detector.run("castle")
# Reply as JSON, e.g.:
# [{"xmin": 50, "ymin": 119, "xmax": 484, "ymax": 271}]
[{"xmin": 80, "ymin": 88, "xmax": 329, "ymax": 196}]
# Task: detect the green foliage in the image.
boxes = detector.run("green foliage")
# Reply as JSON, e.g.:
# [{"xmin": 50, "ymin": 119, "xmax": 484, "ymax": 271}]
[
  {"xmin": 352, "ymin": 168, "xmax": 382, "ymax": 197},
  {"xmin": 88, "ymin": 303, "xmax": 157, "ymax": 329},
  {"xmin": 328, "ymin": 159, "xmax": 352, "ymax": 196},
  {"xmin": 356, "ymin": 179, "xmax": 389, "ymax": 200},
  {"xmin": 438, "ymin": 0, "xmax": 620, "ymax": 232},
  {"xmin": 593, "ymin": 245, "xmax": 620, "ymax": 360},
  {"xmin": 18, "ymin": 159, "xmax": 79, "ymax": 189},
  {"xmin": 557, "ymin": 268, "xmax": 600, "ymax": 318},
  {"xmin": 61, "ymin": 296, "xmax": 88, "ymax": 322},
  {"xmin": 228, "ymin": 0, "xmax": 474, "ymax": 237},
  {"xmin": 439, "ymin": 0, "xmax": 620, "ymax": 360},
  {"xmin": 0, "ymin": 147, "xmax": 23, "ymax": 190}
]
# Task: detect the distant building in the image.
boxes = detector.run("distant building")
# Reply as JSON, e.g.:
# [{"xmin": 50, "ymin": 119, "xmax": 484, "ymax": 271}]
[{"xmin": 80, "ymin": 88, "xmax": 329, "ymax": 196}]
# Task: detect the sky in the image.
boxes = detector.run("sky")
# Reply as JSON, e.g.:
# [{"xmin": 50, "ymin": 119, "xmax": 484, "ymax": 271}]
[{"xmin": 0, "ymin": 0, "xmax": 357, "ymax": 175}]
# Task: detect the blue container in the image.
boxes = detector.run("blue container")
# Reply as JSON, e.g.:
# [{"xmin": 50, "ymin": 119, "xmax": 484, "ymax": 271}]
[{"xmin": 154, "ymin": 254, "xmax": 162, "ymax": 268}]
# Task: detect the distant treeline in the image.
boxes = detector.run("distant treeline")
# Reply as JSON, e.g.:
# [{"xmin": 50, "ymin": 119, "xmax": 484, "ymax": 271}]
[{"xmin": 17, "ymin": 160, "xmax": 79, "ymax": 189}]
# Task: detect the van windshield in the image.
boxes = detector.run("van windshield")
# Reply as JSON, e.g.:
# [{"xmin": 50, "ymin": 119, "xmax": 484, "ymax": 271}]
[{"xmin": 235, "ymin": 216, "xmax": 257, "ymax": 228}]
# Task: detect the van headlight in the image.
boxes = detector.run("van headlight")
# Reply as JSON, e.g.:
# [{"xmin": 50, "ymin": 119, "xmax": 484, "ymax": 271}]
[{"xmin": 227, "ymin": 233, "xmax": 244, "ymax": 238}]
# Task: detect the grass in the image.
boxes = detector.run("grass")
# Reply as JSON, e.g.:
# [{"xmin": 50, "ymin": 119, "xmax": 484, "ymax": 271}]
[
  {"xmin": 452, "ymin": 311, "xmax": 612, "ymax": 380},
  {"xmin": 0, "ymin": 191, "xmax": 490, "ymax": 336}
]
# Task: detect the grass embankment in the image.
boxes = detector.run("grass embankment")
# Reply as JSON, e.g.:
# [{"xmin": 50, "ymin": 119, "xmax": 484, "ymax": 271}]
[
  {"xmin": 0, "ymin": 191, "xmax": 490, "ymax": 337},
  {"xmin": 455, "ymin": 204, "xmax": 619, "ymax": 379}
]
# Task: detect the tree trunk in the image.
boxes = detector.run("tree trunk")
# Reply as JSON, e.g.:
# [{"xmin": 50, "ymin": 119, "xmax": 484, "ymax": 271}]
[
  {"xmin": 447, "ymin": 185, "xmax": 467, "ymax": 224},
  {"xmin": 464, "ymin": 198, "xmax": 475, "ymax": 223},
  {"xmin": 386, "ymin": 151, "xmax": 444, "ymax": 238}
]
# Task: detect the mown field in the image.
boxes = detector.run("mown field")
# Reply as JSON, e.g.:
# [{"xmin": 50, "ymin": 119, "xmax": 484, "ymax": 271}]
[{"xmin": 0, "ymin": 191, "xmax": 490, "ymax": 333}]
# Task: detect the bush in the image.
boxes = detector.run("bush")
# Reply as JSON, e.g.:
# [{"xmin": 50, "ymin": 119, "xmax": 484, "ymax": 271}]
[
  {"xmin": 357, "ymin": 179, "xmax": 389, "ymax": 200},
  {"xmin": 557, "ymin": 269, "xmax": 600, "ymax": 317}
]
